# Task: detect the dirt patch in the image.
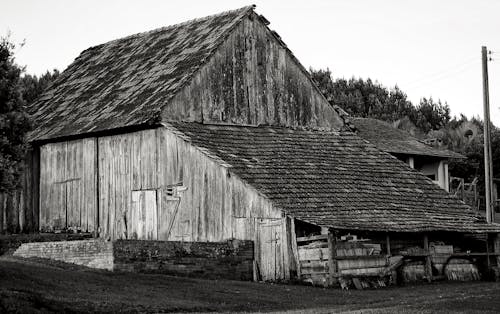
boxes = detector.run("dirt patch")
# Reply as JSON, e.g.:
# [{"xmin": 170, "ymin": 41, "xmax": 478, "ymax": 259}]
[{"xmin": 1, "ymin": 256, "xmax": 500, "ymax": 313}]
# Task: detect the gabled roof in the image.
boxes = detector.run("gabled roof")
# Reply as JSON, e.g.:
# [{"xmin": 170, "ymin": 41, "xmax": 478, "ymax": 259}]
[
  {"xmin": 168, "ymin": 122, "xmax": 500, "ymax": 233},
  {"xmin": 28, "ymin": 6, "xmax": 256, "ymax": 142},
  {"xmin": 352, "ymin": 118, "xmax": 463, "ymax": 159}
]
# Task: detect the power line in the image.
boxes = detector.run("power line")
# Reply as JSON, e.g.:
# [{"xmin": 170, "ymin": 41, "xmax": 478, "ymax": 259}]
[{"xmin": 405, "ymin": 56, "xmax": 480, "ymax": 89}]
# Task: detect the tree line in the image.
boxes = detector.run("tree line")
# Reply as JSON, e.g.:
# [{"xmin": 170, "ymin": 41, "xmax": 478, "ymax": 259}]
[
  {"xmin": 0, "ymin": 36, "xmax": 497, "ymax": 195},
  {"xmin": 310, "ymin": 68, "xmax": 499, "ymax": 188}
]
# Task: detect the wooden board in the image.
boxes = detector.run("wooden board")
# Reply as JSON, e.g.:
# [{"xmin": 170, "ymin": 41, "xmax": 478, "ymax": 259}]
[
  {"xmin": 337, "ymin": 257, "xmax": 387, "ymax": 270},
  {"xmin": 163, "ymin": 15, "xmax": 344, "ymax": 130},
  {"xmin": 38, "ymin": 126, "xmax": 288, "ymax": 282},
  {"xmin": 256, "ymin": 218, "xmax": 288, "ymax": 281},
  {"xmin": 39, "ymin": 139, "xmax": 97, "ymax": 232},
  {"xmin": 130, "ymin": 190, "xmax": 158, "ymax": 240},
  {"xmin": 298, "ymin": 247, "xmax": 330, "ymax": 261}
]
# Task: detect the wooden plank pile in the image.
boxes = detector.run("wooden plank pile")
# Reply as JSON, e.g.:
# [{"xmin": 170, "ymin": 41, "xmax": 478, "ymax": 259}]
[
  {"xmin": 297, "ymin": 234, "xmax": 390, "ymax": 289},
  {"xmin": 297, "ymin": 235, "xmax": 329, "ymax": 287}
]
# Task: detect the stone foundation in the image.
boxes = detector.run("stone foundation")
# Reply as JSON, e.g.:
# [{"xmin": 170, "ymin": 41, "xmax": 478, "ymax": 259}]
[
  {"xmin": 113, "ymin": 239, "xmax": 254, "ymax": 280},
  {"xmin": 13, "ymin": 239, "xmax": 113, "ymax": 270},
  {"xmin": 13, "ymin": 239, "xmax": 254, "ymax": 280}
]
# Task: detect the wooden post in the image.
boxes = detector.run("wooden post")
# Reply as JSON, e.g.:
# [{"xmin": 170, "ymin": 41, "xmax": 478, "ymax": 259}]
[
  {"xmin": 494, "ymin": 233, "xmax": 500, "ymax": 280},
  {"xmin": 482, "ymin": 46, "xmax": 494, "ymax": 223},
  {"xmin": 386, "ymin": 233, "xmax": 391, "ymax": 256},
  {"xmin": 423, "ymin": 234, "xmax": 432, "ymax": 282},
  {"xmin": 486, "ymin": 233, "xmax": 491, "ymax": 270},
  {"xmin": 253, "ymin": 218, "xmax": 259, "ymax": 282},
  {"xmin": 327, "ymin": 231, "xmax": 337, "ymax": 286},
  {"xmin": 289, "ymin": 218, "xmax": 301, "ymax": 278}
]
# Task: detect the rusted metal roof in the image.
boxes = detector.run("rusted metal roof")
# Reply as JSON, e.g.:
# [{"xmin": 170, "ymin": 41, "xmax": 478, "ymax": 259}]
[
  {"xmin": 352, "ymin": 118, "xmax": 464, "ymax": 159},
  {"xmin": 168, "ymin": 122, "xmax": 500, "ymax": 233},
  {"xmin": 27, "ymin": 6, "xmax": 256, "ymax": 142}
]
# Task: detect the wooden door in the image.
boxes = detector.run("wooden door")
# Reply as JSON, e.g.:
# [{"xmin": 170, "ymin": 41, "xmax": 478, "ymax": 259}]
[
  {"xmin": 39, "ymin": 139, "xmax": 97, "ymax": 233},
  {"xmin": 130, "ymin": 190, "xmax": 158, "ymax": 240},
  {"xmin": 157, "ymin": 191, "xmax": 182, "ymax": 240},
  {"xmin": 257, "ymin": 219, "xmax": 286, "ymax": 281}
]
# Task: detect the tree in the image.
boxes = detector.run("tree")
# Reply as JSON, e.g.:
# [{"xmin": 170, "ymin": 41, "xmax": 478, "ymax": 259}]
[
  {"xmin": 310, "ymin": 68, "xmax": 416, "ymax": 124},
  {"xmin": 414, "ymin": 97, "xmax": 451, "ymax": 134},
  {"xmin": 0, "ymin": 37, "xmax": 31, "ymax": 192},
  {"xmin": 20, "ymin": 69, "xmax": 59, "ymax": 105},
  {"xmin": 310, "ymin": 68, "xmax": 453, "ymax": 137}
]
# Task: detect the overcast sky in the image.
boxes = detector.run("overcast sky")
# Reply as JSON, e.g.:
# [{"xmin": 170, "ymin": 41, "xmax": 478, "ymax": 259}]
[{"xmin": 2, "ymin": 0, "xmax": 499, "ymax": 124}]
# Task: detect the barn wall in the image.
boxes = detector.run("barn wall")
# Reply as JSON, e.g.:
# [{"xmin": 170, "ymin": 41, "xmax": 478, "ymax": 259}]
[
  {"xmin": 96, "ymin": 127, "xmax": 282, "ymax": 242},
  {"xmin": 39, "ymin": 138, "xmax": 97, "ymax": 232},
  {"xmin": 163, "ymin": 13, "xmax": 344, "ymax": 130},
  {"xmin": 37, "ymin": 127, "xmax": 291, "ymax": 280}
]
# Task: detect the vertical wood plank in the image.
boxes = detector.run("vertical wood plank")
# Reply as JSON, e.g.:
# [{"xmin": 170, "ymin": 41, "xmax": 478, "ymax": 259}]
[
  {"xmin": 281, "ymin": 217, "xmax": 290, "ymax": 280},
  {"xmin": 328, "ymin": 231, "xmax": 337, "ymax": 286},
  {"xmin": 423, "ymin": 234, "xmax": 432, "ymax": 282},
  {"xmin": 32, "ymin": 146, "xmax": 40, "ymax": 231},
  {"xmin": 494, "ymin": 233, "xmax": 500, "ymax": 274},
  {"xmin": 386, "ymin": 233, "xmax": 391, "ymax": 255},
  {"xmin": 289, "ymin": 217, "xmax": 300, "ymax": 278},
  {"xmin": 146, "ymin": 190, "xmax": 157, "ymax": 240},
  {"xmin": 39, "ymin": 145, "xmax": 47, "ymax": 230}
]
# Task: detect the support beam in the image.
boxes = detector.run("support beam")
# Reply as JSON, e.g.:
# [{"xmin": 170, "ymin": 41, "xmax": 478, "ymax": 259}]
[
  {"xmin": 386, "ymin": 233, "xmax": 391, "ymax": 256},
  {"xmin": 423, "ymin": 234, "xmax": 432, "ymax": 282},
  {"xmin": 486, "ymin": 233, "xmax": 491, "ymax": 270},
  {"xmin": 327, "ymin": 231, "xmax": 338, "ymax": 286},
  {"xmin": 494, "ymin": 233, "xmax": 500, "ymax": 281},
  {"xmin": 289, "ymin": 218, "xmax": 301, "ymax": 279},
  {"xmin": 407, "ymin": 156, "xmax": 415, "ymax": 169}
]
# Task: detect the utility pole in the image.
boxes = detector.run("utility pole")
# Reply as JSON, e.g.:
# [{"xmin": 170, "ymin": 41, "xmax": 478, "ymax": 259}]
[{"xmin": 482, "ymin": 46, "xmax": 494, "ymax": 223}]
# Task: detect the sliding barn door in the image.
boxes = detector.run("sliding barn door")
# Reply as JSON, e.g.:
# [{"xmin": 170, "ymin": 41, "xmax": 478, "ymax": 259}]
[{"xmin": 39, "ymin": 139, "xmax": 97, "ymax": 232}]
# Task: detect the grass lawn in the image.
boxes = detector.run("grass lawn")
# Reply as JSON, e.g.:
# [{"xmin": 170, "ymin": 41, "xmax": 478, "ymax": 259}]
[{"xmin": 1, "ymin": 256, "xmax": 500, "ymax": 313}]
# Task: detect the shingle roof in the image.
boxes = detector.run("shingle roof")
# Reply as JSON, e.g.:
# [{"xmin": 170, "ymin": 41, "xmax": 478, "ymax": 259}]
[
  {"xmin": 352, "ymin": 118, "xmax": 463, "ymax": 159},
  {"xmin": 168, "ymin": 122, "xmax": 500, "ymax": 233},
  {"xmin": 27, "ymin": 6, "xmax": 256, "ymax": 142}
]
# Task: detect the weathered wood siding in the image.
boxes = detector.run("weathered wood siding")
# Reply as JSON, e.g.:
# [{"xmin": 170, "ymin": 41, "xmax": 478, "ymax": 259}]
[
  {"xmin": 163, "ymin": 13, "xmax": 344, "ymax": 130},
  {"xmin": 0, "ymin": 148, "xmax": 39, "ymax": 234},
  {"xmin": 39, "ymin": 138, "xmax": 97, "ymax": 232},
  {"xmin": 37, "ymin": 127, "xmax": 291, "ymax": 280},
  {"xmin": 96, "ymin": 128, "xmax": 281, "ymax": 241},
  {"xmin": 97, "ymin": 130, "xmax": 157, "ymax": 239}
]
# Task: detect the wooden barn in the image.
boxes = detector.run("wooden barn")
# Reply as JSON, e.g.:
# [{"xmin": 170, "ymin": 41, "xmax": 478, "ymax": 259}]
[{"xmin": 15, "ymin": 5, "xmax": 500, "ymax": 284}]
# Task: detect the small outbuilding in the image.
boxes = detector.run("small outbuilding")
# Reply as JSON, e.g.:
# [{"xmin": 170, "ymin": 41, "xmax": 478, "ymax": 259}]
[{"xmin": 352, "ymin": 117, "xmax": 463, "ymax": 192}]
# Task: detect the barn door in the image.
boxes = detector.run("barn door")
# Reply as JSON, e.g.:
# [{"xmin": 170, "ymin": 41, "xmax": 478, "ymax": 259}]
[
  {"xmin": 39, "ymin": 139, "xmax": 97, "ymax": 233},
  {"xmin": 130, "ymin": 190, "xmax": 158, "ymax": 240},
  {"xmin": 257, "ymin": 218, "xmax": 286, "ymax": 281}
]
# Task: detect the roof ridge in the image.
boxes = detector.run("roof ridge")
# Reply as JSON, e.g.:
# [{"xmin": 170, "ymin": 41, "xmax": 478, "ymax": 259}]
[
  {"xmin": 168, "ymin": 121, "xmax": 342, "ymax": 133},
  {"xmin": 84, "ymin": 5, "xmax": 256, "ymax": 51}
]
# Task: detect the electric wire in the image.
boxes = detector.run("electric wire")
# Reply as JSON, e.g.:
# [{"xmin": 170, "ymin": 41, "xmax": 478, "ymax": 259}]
[{"xmin": 404, "ymin": 56, "xmax": 480, "ymax": 89}]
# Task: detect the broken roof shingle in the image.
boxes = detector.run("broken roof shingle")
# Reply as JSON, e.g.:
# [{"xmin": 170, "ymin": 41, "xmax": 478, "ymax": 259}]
[
  {"xmin": 168, "ymin": 122, "xmax": 500, "ymax": 233},
  {"xmin": 352, "ymin": 118, "xmax": 463, "ymax": 159},
  {"xmin": 27, "ymin": 6, "xmax": 256, "ymax": 142}
]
